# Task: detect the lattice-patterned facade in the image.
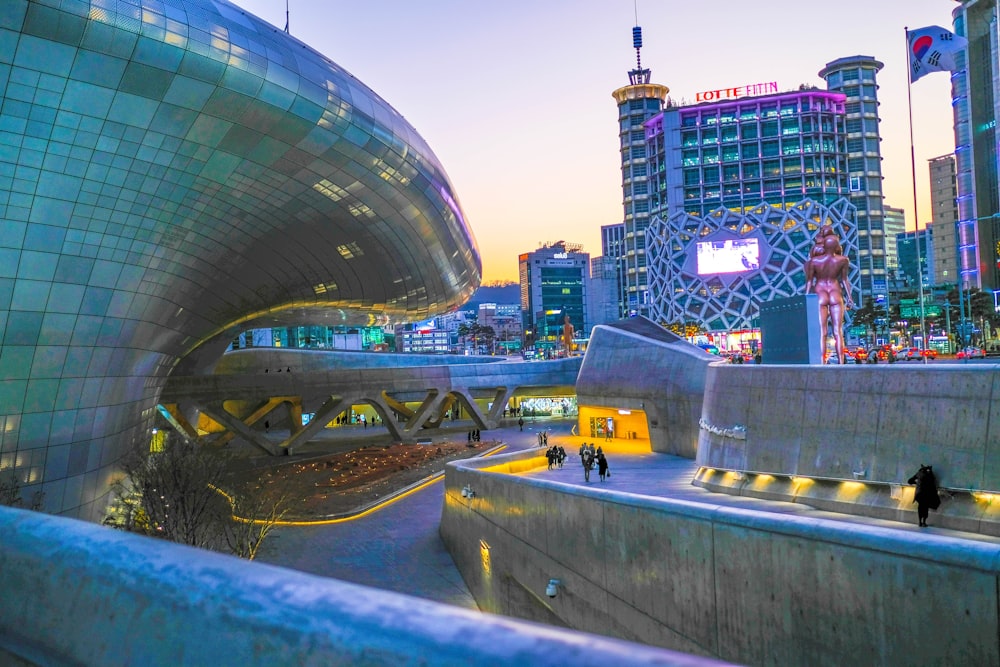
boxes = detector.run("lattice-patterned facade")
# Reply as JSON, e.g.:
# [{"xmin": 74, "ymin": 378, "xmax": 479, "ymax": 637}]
[{"xmin": 647, "ymin": 198, "xmax": 860, "ymax": 331}]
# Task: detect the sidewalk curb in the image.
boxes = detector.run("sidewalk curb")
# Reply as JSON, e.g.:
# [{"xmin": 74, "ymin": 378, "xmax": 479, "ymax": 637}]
[{"xmin": 274, "ymin": 443, "xmax": 508, "ymax": 525}]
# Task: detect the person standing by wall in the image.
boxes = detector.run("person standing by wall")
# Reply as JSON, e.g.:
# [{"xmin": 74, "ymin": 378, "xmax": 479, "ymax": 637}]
[{"xmin": 907, "ymin": 464, "xmax": 940, "ymax": 527}]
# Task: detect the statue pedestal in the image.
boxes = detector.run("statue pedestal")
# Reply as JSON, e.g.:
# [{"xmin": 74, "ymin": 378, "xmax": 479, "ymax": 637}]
[{"xmin": 759, "ymin": 295, "xmax": 822, "ymax": 364}]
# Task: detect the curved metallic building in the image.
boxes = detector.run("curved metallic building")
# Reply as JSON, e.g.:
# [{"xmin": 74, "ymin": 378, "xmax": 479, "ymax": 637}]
[{"xmin": 0, "ymin": 0, "xmax": 480, "ymax": 518}]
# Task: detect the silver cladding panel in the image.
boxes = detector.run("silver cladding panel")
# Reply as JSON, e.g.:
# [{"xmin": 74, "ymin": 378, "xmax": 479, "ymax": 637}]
[{"xmin": 0, "ymin": 0, "xmax": 481, "ymax": 518}]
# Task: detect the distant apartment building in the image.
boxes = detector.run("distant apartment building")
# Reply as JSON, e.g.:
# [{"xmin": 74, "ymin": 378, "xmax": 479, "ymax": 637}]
[
  {"xmin": 395, "ymin": 325, "xmax": 450, "ymax": 354},
  {"xmin": 928, "ymin": 153, "xmax": 960, "ymax": 286},
  {"xmin": 588, "ymin": 256, "xmax": 622, "ymax": 329},
  {"xmin": 600, "ymin": 223, "xmax": 626, "ymax": 317},
  {"xmin": 883, "ymin": 205, "xmax": 905, "ymax": 273}
]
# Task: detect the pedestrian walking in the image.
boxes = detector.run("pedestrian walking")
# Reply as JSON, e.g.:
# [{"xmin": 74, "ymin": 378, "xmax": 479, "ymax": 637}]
[
  {"xmin": 597, "ymin": 452, "xmax": 610, "ymax": 482},
  {"xmin": 582, "ymin": 447, "xmax": 594, "ymax": 482},
  {"xmin": 518, "ymin": 417, "xmax": 524, "ymax": 431}
]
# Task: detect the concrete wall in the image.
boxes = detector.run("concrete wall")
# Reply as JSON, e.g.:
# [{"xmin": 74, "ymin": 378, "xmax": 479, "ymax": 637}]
[
  {"xmin": 0, "ymin": 505, "xmax": 726, "ymax": 667},
  {"xmin": 696, "ymin": 362, "xmax": 1000, "ymax": 533},
  {"xmin": 441, "ymin": 450, "xmax": 1000, "ymax": 666},
  {"xmin": 576, "ymin": 320, "xmax": 714, "ymax": 458}
]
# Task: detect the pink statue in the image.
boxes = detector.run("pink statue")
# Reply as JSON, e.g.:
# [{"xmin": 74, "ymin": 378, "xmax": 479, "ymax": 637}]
[{"xmin": 804, "ymin": 225, "xmax": 854, "ymax": 364}]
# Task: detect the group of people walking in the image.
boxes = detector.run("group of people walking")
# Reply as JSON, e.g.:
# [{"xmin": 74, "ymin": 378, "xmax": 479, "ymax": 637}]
[
  {"xmin": 546, "ymin": 445, "xmax": 566, "ymax": 469},
  {"xmin": 537, "ymin": 437, "xmax": 610, "ymax": 483},
  {"xmin": 578, "ymin": 442, "xmax": 609, "ymax": 483}
]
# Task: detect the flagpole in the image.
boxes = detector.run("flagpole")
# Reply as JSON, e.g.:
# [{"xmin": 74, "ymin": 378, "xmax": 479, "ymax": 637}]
[{"xmin": 905, "ymin": 27, "xmax": 929, "ymax": 361}]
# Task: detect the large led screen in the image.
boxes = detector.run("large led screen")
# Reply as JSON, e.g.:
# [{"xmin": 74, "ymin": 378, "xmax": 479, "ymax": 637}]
[{"xmin": 696, "ymin": 238, "xmax": 760, "ymax": 275}]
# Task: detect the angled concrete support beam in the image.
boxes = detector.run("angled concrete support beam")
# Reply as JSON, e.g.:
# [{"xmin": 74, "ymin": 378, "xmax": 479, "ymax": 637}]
[
  {"xmin": 422, "ymin": 394, "xmax": 456, "ymax": 428},
  {"xmin": 381, "ymin": 391, "xmax": 415, "ymax": 421},
  {"xmin": 400, "ymin": 389, "xmax": 445, "ymax": 438},
  {"xmin": 485, "ymin": 387, "xmax": 513, "ymax": 426},
  {"xmin": 279, "ymin": 395, "xmax": 348, "ymax": 453},
  {"xmin": 197, "ymin": 401, "xmax": 280, "ymax": 455},
  {"xmin": 157, "ymin": 403, "xmax": 198, "ymax": 443},
  {"xmin": 448, "ymin": 390, "xmax": 489, "ymax": 431}
]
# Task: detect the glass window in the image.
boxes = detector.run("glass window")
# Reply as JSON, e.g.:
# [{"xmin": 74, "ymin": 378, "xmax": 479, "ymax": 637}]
[
  {"xmin": 761, "ymin": 121, "xmax": 778, "ymax": 138},
  {"xmin": 741, "ymin": 124, "xmax": 758, "ymax": 140},
  {"xmin": 741, "ymin": 143, "xmax": 758, "ymax": 159},
  {"xmin": 742, "ymin": 163, "xmax": 760, "ymax": 179},
  {"xmin": 761, "ymin": 140, "xmax": 779, "ymax": 157}
]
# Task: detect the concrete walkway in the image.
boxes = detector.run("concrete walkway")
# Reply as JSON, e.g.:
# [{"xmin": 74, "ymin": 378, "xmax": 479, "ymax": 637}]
[{"xmin": 255, "ymin": 417, "xmax": 1000, "ymax": 611}]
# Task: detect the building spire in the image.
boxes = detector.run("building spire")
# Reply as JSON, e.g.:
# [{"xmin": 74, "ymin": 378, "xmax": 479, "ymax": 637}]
[{"xmin": 629, "ymin": 25, "xmax": 651, "ymax": 85}]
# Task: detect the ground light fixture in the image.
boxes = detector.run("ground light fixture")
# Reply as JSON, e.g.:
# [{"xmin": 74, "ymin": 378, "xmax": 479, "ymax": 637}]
[
  {"xmin": 545, "ymin": 578, "xmax": 561, "ymax": 598},
  {"xmin": 461, "ymin": 484, "xmax": 475, "ymax": 498}
]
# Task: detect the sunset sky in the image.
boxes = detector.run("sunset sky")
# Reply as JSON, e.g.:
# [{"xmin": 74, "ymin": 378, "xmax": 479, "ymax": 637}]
[{"xmin": 235, "ymin": 0, "xmax": 959, "ymax": 284}]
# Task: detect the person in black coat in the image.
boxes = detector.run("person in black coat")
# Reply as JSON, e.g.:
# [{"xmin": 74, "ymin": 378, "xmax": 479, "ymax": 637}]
[{"xmin": 907, "ymin": 464, "xmax": 940, "ymax": 527}]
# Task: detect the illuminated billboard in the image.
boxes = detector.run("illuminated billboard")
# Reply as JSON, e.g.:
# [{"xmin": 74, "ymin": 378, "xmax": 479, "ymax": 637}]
[{"xmin": 695, "ymin": 238, "xmax": 760, "ymax": 275}]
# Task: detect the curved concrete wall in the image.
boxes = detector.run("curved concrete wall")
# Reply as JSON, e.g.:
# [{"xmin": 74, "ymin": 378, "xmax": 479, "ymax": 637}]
[
  {"xmin": 696, "ymin": 363, "xmax": 1000, "ymax": 532},
  {"xmin": 0, "ymin": 505, "xmax": 725, "ymax": 667},
  {"xmin": 576, "ymin": 319, "xmax": 714, "ymax": 457},
  {"xmin": 441, "ymin": 450, "xmax": 1000, "ymax": 666},
  {"xmin": 0, "ymin": 1, "xmax": 479, "ymax": 519}
]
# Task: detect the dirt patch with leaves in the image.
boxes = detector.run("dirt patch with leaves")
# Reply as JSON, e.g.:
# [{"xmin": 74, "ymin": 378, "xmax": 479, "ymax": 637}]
[{"xmin": 224, "ymin": 440, "xmax": 495, "ymax": 520}]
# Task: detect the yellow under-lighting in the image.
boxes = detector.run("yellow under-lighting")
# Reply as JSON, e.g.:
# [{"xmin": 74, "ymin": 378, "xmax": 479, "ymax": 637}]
[
  {"xmin": 836, "ymin": 480, "xmax": 867, "ymax": 501},
  {"xmin": 480, "ymin": 539, "xmax": 492, "ymax": 576},
  {"xmin": 973, "ymin": 492, "xmax": 995, "ymax": 505},
  {"xmin": 790, "ymin": 476, "xmax": 815, "ymax": 486}
]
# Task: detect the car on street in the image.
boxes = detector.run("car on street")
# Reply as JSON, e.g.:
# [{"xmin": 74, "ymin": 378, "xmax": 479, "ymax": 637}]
[
  {"xmin": 845, "ymin": 347, "xmax": 868, "ymax": 362},
  {"xmin": 901, "ymin": 347, "xmax": 922, "ymax": 361},
  {"xmin": 956, "ymin": 346, "xmax": 986, "ymax": 359}
]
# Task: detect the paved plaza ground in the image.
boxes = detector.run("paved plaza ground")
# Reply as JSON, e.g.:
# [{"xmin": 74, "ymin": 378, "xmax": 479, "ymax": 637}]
[{"xmin": 252, "ymin": 416, "xmax": 1000, "ymax": 612}]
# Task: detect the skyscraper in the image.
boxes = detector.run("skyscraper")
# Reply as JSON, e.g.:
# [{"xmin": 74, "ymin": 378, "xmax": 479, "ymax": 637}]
[
  {"xmin": 819, "ymin": 56, "xmax": 888, "ymax": 302},
  {"xmin": 610, "ymin": 26, "xmax": 668, "ymax": 317},
  {"xmin": 952, "ymin": 0, "xmax": 1000, "ymax": 290}
]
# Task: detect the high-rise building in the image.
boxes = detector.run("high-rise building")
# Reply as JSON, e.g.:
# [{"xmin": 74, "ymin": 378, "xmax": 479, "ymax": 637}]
[
  {"xmin": 519, "ymin": 242, "xmax": 589, "ymax": 354},
  {"xmin": 649, "ymin": 88, "xmax": 850, "ymax": 219},
  {"xmin": 587, "ymin": 256, "xmax": 622, "ymax": 329},
  {"xmin": 928, "ymin": 154, "xmax": 960, "ymax": 285},
  {"xmin": 600, "ymin": 223, "xmax": 626, "ymax": 317},
  {"xmin": 952, "ymin": 1, "xmax": 1000, "ymax": 290},
  {"xmin": 883, "ymin": 205, "xmax": 906, "ymax": 272},
  {"xmin": 896, "ymin": 229, "xmax": 934, "ymax": 288},
  {"xmin": 644, "ymin": 86, "xmax": 860, "ymax": 333},
  {"xmin": 819, "ymin": 56, "xmax": 888, "ymax": 301},
  {"xmin": 610, "ymin": 26, "xmax": 669, "ymax": 317}
]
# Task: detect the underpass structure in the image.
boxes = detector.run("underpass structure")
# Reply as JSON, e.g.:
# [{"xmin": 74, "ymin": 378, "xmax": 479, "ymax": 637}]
[{"xmin": 159, "ymin": 348, "xmax": 581, "ymax": 453}]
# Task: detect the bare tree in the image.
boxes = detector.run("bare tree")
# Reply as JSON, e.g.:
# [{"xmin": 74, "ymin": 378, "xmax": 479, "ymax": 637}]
[
  {"xmin": 0, "ymin": 470, "xmax": 44, "ymax": 510},
  {"xmin": 221, "ymin": 482, "xmax": 291, "ymax": 561},
  {"xmin": 107, "ymin": 439, "xmax": 291, "ymax": 559}
]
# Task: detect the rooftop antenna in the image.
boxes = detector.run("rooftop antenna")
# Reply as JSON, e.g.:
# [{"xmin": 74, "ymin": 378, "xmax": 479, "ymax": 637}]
[
  {"xmin": 284, "ymin": 0, "xmax": 290, "ymax": 33},
  {"xmin": 628, "ymin": 24, "xmax": 651, "ymax": 85}
]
